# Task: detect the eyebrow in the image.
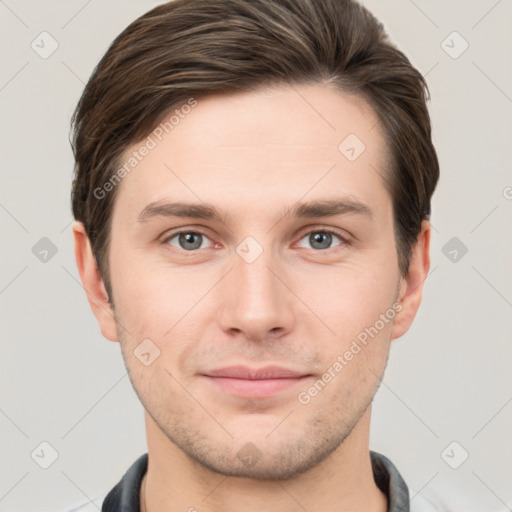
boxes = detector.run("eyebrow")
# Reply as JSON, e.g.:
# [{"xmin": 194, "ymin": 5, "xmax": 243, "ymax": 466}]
[
  {"xmin": 136, "ymin": 198, "xmax": 372, "ymax": 223},
  {"xmin": 288, "ymin": 199, "xmax": 372, "ymax": 219},
  {"xmin": 137, "ymin": 202, "xmax": 226, "ymax": 223}
]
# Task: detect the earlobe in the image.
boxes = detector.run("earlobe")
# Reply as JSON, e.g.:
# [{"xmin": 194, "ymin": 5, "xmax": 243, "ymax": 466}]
[
  {"xmin": 72, "ymin": 221, "xmax": 119, "ymax": 342},
  {"xmin": 391, "ymin": 220, "xmax": 431, "ymax": 341}
]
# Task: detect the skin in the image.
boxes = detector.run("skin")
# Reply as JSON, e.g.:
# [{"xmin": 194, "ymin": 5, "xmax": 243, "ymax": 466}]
[{"xmin": 73, "ymin": 83, "xmax": 430, "ymax": 512}]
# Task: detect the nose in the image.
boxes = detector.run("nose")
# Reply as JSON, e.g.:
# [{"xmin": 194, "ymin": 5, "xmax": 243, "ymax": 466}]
[{"xmin": 217, "ymin": 244, "xmax": 295, "ymax": 343}]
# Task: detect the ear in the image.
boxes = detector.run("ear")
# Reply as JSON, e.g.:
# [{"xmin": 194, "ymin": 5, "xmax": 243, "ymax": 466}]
[
  {"xmin": 391, "ymin": 220, "xmax": 431, "ymax": 341},
  {"xmin": 72, "ymin": 221, "xmax": 119, "ymax": 342}
]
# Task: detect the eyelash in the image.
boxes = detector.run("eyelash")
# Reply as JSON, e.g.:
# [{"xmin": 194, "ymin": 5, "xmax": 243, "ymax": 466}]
[{"xmin": 161, "ymin": 227, "xmax": 351, "ymax": 254}]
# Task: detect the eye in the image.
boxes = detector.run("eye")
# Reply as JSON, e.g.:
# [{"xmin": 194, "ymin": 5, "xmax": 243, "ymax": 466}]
[
  {"xmin": 296, "ymin": 229, "xmax": 347, "ymax": 251},
  {"xmin": 164, "ymin": 231, "xmax": 214, "ymax": 251}
]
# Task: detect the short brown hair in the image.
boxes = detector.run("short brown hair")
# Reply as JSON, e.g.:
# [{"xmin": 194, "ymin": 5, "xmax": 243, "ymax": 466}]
[{"xmin": 71, "ymin": 0, "xmax": 439, "ymax": 302}]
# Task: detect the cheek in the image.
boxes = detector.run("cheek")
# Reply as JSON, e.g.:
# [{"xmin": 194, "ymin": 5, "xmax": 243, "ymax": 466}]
[
  {"xmin": 110, "ymin": 254, "xmax": 219, "ymax": 386},
  {"xmin": 300, "ymin": 271, "xmax": 396, "ymax": 409},
  {"xmin": 292, "ymin": 261, "xmax": 399, "ymax": 343},
  {"xmin": 110, "ymin": 249, "xmax": 199, "ymax": 331}
]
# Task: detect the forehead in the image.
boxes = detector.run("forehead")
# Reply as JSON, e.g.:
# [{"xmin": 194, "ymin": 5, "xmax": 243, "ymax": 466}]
[{"xmin": 112, "ymin": 83, "xmax": 390, "ymax": 220}]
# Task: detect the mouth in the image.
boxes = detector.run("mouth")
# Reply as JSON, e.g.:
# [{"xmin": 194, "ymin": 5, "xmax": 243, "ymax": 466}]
[{"xmin": 200, "ymin": 365, "xmax": 313, "ymax": 398}]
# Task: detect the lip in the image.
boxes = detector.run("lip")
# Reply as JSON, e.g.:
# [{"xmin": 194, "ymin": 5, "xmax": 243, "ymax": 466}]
[
  {"xmin": 200, "ymin": 365, "xmax": 312, "ymax": 398},
  {"xmin": 204, "ymin": 365, "xmax": 308, "ymax": 379}
]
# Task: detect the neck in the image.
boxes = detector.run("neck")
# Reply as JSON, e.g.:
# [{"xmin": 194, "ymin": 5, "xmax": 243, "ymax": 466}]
[{"xmin": 141, "ymin": 408, "xmax": 387, "ymax": 512}]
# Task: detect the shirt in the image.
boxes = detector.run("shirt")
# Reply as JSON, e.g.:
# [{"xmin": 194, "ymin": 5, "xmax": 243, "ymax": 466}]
[{"xmin": 99, "ymin": 450, "xmax": 422, "ymax": 512}]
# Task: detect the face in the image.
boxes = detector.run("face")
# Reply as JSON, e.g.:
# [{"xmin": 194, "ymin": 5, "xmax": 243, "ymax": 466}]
[{"xmin": 86, "ymin": 84, "xmax": 418, "ymax": 479}]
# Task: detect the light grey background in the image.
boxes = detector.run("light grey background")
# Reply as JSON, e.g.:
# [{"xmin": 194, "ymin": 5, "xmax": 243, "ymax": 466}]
[{"xmin": 1, "ymin": 1, "xmax": 511, "ymax": 511}]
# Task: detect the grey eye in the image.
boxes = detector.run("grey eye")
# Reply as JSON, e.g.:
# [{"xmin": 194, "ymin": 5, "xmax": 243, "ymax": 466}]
[
  {"xmin": 167, "ymin": 232, "xmax": 210, "ymax": 251},
  {"xmin": 297, "ymin": 231, "xmax": 343, "ymax": 250},
  {"xmin": 309, "ymin": 232, "xmax": 333, "ymax": 250}
]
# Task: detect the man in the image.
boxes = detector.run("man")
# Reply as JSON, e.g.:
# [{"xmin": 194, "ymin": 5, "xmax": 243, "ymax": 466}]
[{"xmin": 71, "ymin": 0, "xmax": 439, "ymax": 510}]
